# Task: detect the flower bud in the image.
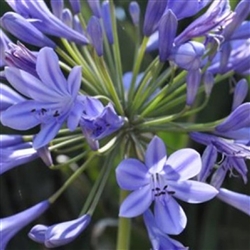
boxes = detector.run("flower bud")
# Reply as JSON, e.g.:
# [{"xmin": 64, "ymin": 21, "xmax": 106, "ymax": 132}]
[
  {"xmin": 87, "ymin": 0, "xmax": 101, "ymax": 18},
  {"xmin": 129, "ymin": 2, "xmax": 140, "ymax": 26},
  {"xmin": 50, "ymin": 0, "xmax": 63, "ymax": 19},
  {"xmin": 69, "ymin": 0, "xmax": 81, "ymax": 14},
  {"xmin": 232, "ymin": 79, "xmax": 248, "ymax": 111},
  {"xmin": 102, "ymin": 1, "xmax": 114, "ymax": 44}
]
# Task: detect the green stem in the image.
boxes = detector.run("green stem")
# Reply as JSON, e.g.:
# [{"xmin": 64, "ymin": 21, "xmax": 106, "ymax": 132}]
[{"xmin": 116, "ymin": 190, "xmax": 131, "ymax": 250}]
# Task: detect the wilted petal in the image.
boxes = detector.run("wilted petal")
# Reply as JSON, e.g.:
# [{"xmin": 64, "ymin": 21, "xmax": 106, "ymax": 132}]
[
  {"xmin": 217, "ymin": 188, "xmax": 250, "ymax": 216},
  {"xmin": 116, "ymin": 159, "xmax": 149, "ymax": 190},
  {"xmin": 154, "ymin": 198, "xmax": 187, "ymax": 235},
  {"xmin": 145, "ymin": 136, "xmax": 167, "ymax": 173},
  {"xmin": 216, "ymin": 103, "xmax": 250, "ymax": 132},
  {"xmin": 199, "ymin": 145, "xmax": 217, "ymax": 182},
  {"xmin": 119, "ymin": 185, "xmax": 152, "ymax": 217},
  {"xmin": 165, "ymin": 148, "xmax": 201, "ymax": 181},
  {"xmin": 169, "ymin": 180, "xmax": 218, "ymax": 203}
]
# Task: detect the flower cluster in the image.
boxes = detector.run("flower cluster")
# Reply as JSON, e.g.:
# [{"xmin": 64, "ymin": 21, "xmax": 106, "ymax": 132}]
[{"xmin": 0, "ymin": 0, "xmax": 249, "ymax": 249}]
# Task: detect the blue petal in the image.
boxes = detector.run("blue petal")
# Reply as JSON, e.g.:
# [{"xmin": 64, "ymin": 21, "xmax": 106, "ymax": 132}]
[
  {"xmin": 33, "ymin": 121, "xmax": 63, "ymax": 149},
  {"xmin": 116, "ymin": 159, "xmax": 149, "ymax": 190},
  {"xmin": 165, "ymin": 148, "xmax": 201, "ymax": 181},
  {"xmin": 145, "ymin": 136, "xmax": 167, "ymax": 173},
  {"xmin": 217, "ymin": 188, "xmax": 250, "ymax": 216},
  {"xmin": 154, "ymin": 197, "xmax": 187, "ymax": 235},
  {"xmin": 1, "ymin": 101, "xmax": 41, "ymax": 130},
  {"xmin": 216, "ymin": 103, "xmax": 250, "ymax": 132},
  {"xmin": 36, "ymin": 47, "xmax": 68, "ymax": 95},
  {"xmin": 28, "ymin": 224, "xmax": 48, "ymax": 243},
  {"xmin": 4, "ymin": 67, "xmax": 60, "ymax": 101},
  {"xmin": 67, "ymin": 66, "xmax": 82, "ymax": 97},
  {"xmin": 168, "ymin": 180, "xmax": 218, "ymax": 203},
  {"xmin": 119, "ymin": 185, "xmax": 152, "ymax": 217}
]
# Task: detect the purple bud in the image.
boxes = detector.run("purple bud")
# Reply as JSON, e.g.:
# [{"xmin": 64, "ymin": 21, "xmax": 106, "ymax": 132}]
[
  {"xmin": 101, "ymin": 1, "xmax": 114, "ymax": 44},
  {"xmin": 232, "ymin": 79, "xmax": 249, "ymax": 111},
  {"xmin": 172, "ymin": 41, "xmax": 205, "ymax": 70},
  {"xmin": 199, "ymin": 145, "xmax": 217, "ymax": 182},
  {"xmin": 158, "ymin": 10, "xmax": 178, "ymax": 62},
  {"xmin": 0, "ymin": 12, "xmax": 56, "ymax": 48},
  {"xmin": 73, "ymin": 15, "xmax": 85, "ymax": 35},
  {"xmin": 143, "ymin": 0, "xmax": 168, "ymax": 37},
  {"xmin": 50, "ymin": 0, "xmax": 64, "ymax": 19},
  {"xmin": 216, "ymin": 103, "xmax": 250, "ymax": 132},
  {"xmin": 203, "ymin": 71, "xmax": 214, "ymax": 97},
  {"xmin": 29, "ymin": 214, "xmax": 91, "ymax": 247},
  {"xmin": 87, "ymin": 16, "xmax": 103, "ymax": 56},
  {"xmin": 129, "ymin": 1, "xmax": 140, "ymax": 26},
  {"xmin": 69, "ymin": 0, "xmax": 81, "ymax": 14},
  {"xmin": 87, "ymin": 0, "xmax": 101, "ymax": 18},
  {"xmin": 62, "ymin": 8, "xmax": 73, "ymax": 27},
  {"xmin": 0, "ymin": 200, "xmax": 49, "ymax": 249},
  {"xmin": 217, "ymin": 188, "xmax": 250, "ymax": 216},
  {"xmin": 186, "ymin": 69, "xmax": 202, "ymax": 106}
]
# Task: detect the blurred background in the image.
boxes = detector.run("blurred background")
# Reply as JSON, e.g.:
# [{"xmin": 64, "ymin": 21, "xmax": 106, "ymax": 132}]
[{"xmin": 1, "ymin": 0, "xmax": 250, "ymax": 249}]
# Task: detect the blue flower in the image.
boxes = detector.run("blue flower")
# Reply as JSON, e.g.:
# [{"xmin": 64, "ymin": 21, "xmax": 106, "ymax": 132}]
[
  {"xmin": 217, "ymin": 188, "xmax": 250, "ymax": 216},
  {"xmin": 80, "ymin": 96, "xmax": 124, "ymax": 150},
  {"xmin": 0, "ymin": 47, "xmax": 84, "ymax": 149},
  {"xmin": 0, "ymin": 200, "xmax": 49, "ymax": 249},
  {"xmin": 3, "ymin": 0, "xmax": 88, "ymax": 45},
  {"xmin": 0, "ymin": 135, "xmax": 53, "ymax": 175},
  {"xmin": 143, "ymin": 209, "xmax": 188, "ymax": 250},
  {"xmin": 116, "ymin": 136, "xmax": 218, "ymax": 234},
  {"xmin": 28, "ymin": 214, "xmax": 91, "ymax": 248}
]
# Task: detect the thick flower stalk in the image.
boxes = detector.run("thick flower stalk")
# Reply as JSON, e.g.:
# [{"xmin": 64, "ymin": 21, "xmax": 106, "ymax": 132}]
[{"xmin": 0, "ymin": 0, "xmax": 249, "ymax": 249}]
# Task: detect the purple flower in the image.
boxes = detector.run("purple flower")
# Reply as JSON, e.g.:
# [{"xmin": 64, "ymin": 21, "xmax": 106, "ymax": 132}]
[
  {"xmin": 0, "ymin": 28, "xmax": 11, "ymax": 67},
  {"xmin": 143, "ymin": 209, "xmax": 188, "ymax": 250},
  {"xmin": 28, "ymin": 214, "xmax": 91, "ymax": 248},
  {"xmin": 0, "ymin": 135, "xmax": 53, "ymax": 175},
  {"xmin": 3, "ymin": 0, "xmax": 88, "ymax": 45},
  {"xmin": 0, "ymin": 200, "xmax": 49, "ymax": 249},
  {"xmin": 116, "ymin": 136, "xmax": 218, "ymax": 234},
  {"xmin": 1, "ymin": 47, "xmax": 84, "ymax": 149},
  {"xmin": 101, "ymin": 1, "xmax": 114, "ymax": 44},
  {"xmin": 80, "ymin": 97, "xmax": 124, "ymax": 150},
  {"xmin": 217, "ymin": 188, "xmax": 250, "ymax": 216}
]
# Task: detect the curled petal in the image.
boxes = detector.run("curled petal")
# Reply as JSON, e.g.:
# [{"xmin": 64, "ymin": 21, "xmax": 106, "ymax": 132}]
[
  {"xmin": 116, "ymin": 159, "xmax": 149, "ymax": 190},
  {"xmin": 119, "ymin": 185, "xmax": 152, "ymax": 217},
  {"xmin": 154, "ymin": 198, "xmax": 187, "ymax": 235},
  {"xmin": 28, "ymin": 224, "xmax": 48, "ymax": 243},
  {"xmin": 169, "ymin": 180, "xmax": 218, "ymax": 203},
  {"xmin": 165, "ymin": 148, "xmax": 201, "ymax": 181}
]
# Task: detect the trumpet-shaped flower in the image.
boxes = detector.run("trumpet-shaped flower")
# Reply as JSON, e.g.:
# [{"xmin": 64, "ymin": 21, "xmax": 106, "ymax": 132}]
[
  {"xmin": 116, "ymin": 136, "xmax": 218, "ymax": 234},
  {"xmin": 0, "ymin": 200, "xmax": 49, "ymax": 249},
  {"xmin": 28, "ymin": 214, "xmax": 91, "ymax": 248},
  {"xmin": 0, "ymin": 47, "xmax": 84, "ymax": 149},
  {"xmin": 143, "ymin": 209, "xmax": 188, "ymax": 250},
  {"xmin": 80, "ymin": 97, "xmax": 124, "ymax": 150}
]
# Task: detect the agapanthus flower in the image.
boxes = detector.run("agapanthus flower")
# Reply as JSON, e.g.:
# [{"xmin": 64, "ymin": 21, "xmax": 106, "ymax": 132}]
[
  {"xmin": 28, "ymin": 214, "xmax": 91, "ymax": 248},
  {"xmin": 80, "ymin": 96, "xmax": 124, "ymax": 150},
  {"xmin": 0, "ymin": 47, "xmax": 84, "ymax": 149},
  {"xmin": 143, "ymin": 209, "xmax": 188, "ymax": 250},
  {"xmin": 0, "ymin": 135, "xmax": 52, "ymax": 175},
  {"xmin": 2, "ymin": 0, "xmax": 89, "ymax": 46},
  {"xmin": 0, "ymin": 200, "xmax": 49, "ymax": 249},
  {"xmin": 217, "ymin": 188, "xmax": 250, "ymax": 216},
  {"xmin": 116, "ymin": 136, "xmax": 217, "ymax": 234}
]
